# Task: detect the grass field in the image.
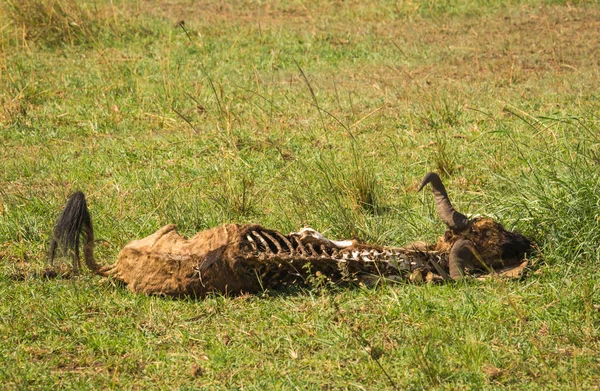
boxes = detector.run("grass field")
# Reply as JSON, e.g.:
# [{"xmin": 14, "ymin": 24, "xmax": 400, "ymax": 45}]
[{"xmin": 1, "ymin": 0, "xmax": 599, "ymax": 389}]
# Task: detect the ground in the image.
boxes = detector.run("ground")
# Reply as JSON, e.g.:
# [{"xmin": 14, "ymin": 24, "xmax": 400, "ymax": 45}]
[{"xmin": 0, "ymin": 0, "xmax": 599, "ymax": 389}]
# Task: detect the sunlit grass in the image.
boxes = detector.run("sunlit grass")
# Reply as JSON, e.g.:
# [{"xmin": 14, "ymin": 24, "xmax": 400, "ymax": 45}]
[{"xmin": 0, "ymin": 0, "xmax": 599, "ymax": 389}]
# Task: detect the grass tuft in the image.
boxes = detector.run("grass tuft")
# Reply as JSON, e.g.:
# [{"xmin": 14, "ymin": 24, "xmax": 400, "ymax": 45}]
[
  {"xmin": 506, "ymin": 117, "xmax": 600, "ymax": 270},
  {"xmin": 4, "ymin": 0, "xmax": 102, "ymax": 45},
  {"xmin": 2, "ymin": 0, "xmax": 146, "ymax": 47},
  {"xmin": 211, "ymin": 173, "xmax": 259, "ymax": 220}
]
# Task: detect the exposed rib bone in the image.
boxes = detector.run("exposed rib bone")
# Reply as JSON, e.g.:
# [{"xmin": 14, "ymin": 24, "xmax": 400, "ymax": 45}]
[
  {"xmin": 246, "ymin": 235, "xmax": 258, "ymax": 251},
  {"xmin": 251, "ymin": 231, "xmax": 272, "ymax": 253},
  {"xmin": 262, "ymin": 232, "xmax": 283, "ymax": 254},
  {"xmin": 292, "ymin": 236, "xmax": 307, "ymax": 255},
  {"xmin": 274, "ymin": 231, "xmax": 294, "ymax": 253}
]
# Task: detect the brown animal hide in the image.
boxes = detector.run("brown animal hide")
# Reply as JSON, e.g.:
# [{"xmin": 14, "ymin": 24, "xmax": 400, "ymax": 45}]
[{"xmin": 99, "ymin": 225, "xmax": 443, "ymax": 297}]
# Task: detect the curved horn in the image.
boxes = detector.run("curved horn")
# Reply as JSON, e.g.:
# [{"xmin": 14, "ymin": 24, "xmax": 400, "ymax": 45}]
[
  {"xmin": 418, "ymin": 172, "xmax": 469, "ymax": 232},
  {"xmin": 449, "ymin": 239, "xmax": 493, "ymax": 279},
  {"xmin": 448, "ymin": 239, "xmax": 478, "ymax": 279}
]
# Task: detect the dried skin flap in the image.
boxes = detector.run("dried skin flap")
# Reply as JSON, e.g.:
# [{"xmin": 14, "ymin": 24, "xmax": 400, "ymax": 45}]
[{"xmin": 111, "ymin": 224, "xmax": 258, "ymax": 297}]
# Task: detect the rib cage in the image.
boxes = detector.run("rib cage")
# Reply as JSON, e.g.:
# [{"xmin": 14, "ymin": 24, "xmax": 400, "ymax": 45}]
[
  {"xmin": 246, "ymin": 230, "xmax": 345, "ymax": 257},
  {"xmin": 233, "ymin": 227, "xmax": 443, "ymax": 288}
]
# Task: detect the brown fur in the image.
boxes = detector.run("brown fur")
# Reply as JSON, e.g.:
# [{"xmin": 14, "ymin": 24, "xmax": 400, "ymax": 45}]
[{"xmin": 102, "ymin": 224, "xmax": 255, "ymax": 297}]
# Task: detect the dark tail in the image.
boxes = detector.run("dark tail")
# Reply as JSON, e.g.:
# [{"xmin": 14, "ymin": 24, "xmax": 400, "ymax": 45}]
[{"xmin": 48, "ymin": 192, "xmax": 106, "ymax": 275}]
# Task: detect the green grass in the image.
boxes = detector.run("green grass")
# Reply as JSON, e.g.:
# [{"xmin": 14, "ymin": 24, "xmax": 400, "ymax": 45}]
[{"xmin": 1, "ymin": 0, "xmax": 599, "ymax": 389}]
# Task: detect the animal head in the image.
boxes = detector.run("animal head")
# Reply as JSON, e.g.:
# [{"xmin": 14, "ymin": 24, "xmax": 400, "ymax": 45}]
[{"xmin": 418, "ymin": 172, "xmax": 534, "ymax": 279}]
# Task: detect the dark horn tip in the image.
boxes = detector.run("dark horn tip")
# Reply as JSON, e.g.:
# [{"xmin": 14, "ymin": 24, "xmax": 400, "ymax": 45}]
[{"xmin": 417, "ymin": 172, "xmax": 440, "ymax": 192}]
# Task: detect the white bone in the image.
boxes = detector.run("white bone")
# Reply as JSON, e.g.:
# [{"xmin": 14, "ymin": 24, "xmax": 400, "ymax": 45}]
[
  {"xmin": 289, "ymin": 227, "xmax": 354, "ymax": 249},
  {"xmin": 330, "ymin": 239, "xmax": 354, "ymax": 248}
]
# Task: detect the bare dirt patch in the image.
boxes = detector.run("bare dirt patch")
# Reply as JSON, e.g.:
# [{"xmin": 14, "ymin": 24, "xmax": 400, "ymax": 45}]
[
  {"xmin": 138, "ymin": 0, "xmax": 315, "ymax": 27},
  {"xmin": 139, "ymin": 2, "xmax": 599, "ymax": 91},
  {"xmin": 404, "ymin": 7, "xmax": 600, "ymax": 80}
]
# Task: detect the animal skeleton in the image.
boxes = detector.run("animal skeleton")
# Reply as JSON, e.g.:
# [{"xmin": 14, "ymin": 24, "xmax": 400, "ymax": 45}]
[{"xmin": 48, "ymin": 173, "xmax": 534, "ymax": 297}]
